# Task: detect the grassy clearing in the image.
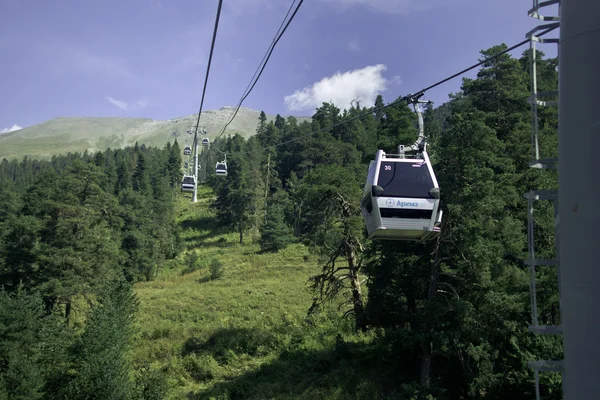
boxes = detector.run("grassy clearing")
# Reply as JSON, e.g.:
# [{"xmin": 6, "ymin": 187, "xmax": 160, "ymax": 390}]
[{"xmin": 131, "ymin": 186, "xmax": 386, "ymax": 400}]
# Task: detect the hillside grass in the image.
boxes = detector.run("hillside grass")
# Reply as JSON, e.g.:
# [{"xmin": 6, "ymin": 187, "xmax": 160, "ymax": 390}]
[
  {"xmin": 0, "ymin": 110, "xmax": 312, "ymax": 161},
  {"xmin": 130, "ymin": 186, "xmax": 388, "ymax": 400}
]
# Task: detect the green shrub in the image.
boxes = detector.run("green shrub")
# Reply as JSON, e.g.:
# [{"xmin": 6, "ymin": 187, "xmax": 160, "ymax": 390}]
[
  {"xmin": 209, "ymin": 259, "xmax": 224, "ymax": 280},
  {"xmin": 181, "ymin": 252, "xmax": 202, "ymax": 275}
]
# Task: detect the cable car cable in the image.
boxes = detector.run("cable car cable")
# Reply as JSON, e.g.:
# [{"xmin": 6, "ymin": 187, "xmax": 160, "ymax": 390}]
[
  {"xmin": 214, "ymin": 0, "xmax": 303, "ymax": 143},
  {"xmin": 180, "ymin": 0, "xmax": 222, "ymax": 192},
  {"xmin": 237, "ymin": 25, "xmax": 556, "ymax": 156},
  {"xmin": 192, "ymin": 0, "xmax": 223, "ymax": 141},
  {"xmin": 214, "ymin": 0, "xmax": 299, "ymax": 144},
  {"xmin": 212, "ymin": 0, "xmax": 304, "ymax": 151}
]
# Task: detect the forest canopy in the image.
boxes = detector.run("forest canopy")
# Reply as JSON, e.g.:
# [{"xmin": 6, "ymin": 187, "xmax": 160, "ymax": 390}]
[{"xmin": 0, "ymin": 46, "xmax": 561, "ymax": 399}]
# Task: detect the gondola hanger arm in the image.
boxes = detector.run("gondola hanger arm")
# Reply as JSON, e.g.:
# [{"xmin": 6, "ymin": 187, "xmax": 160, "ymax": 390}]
[{"xmin": 398, "ymin": 92, "xmax": 434, "ymax": 157}]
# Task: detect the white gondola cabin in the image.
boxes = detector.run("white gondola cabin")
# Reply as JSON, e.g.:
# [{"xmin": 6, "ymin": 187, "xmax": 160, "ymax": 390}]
[
  {"xmin": 361, "ymin": 149, "xmax": 442, "ymax": 241},
  {"xmin": 181, "ymin": 175, "xmax": 196, "ymax": 192},
  {"xmin": 215, "ymin": 162, "xmax": 227, "ymax": 176},
  {"xmin": 183, "ymin": 145, "xmax": 192, "ymax": 156},
  {"xmin": 202, "ymin": 138, "xmax": 209, "ymax": 147}
]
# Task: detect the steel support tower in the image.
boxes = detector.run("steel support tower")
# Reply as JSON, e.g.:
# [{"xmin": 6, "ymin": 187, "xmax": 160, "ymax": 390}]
[
  {"xmin": 558, "ymin": 0, "xmax": 600, "ymax": 398},
  {"xmin": 524, "ymin": 1, "xmax": 563, "ymax": 399},
  {"xmin": 191, "ymin": 127, "xmax": 204, "ymax": 203}
]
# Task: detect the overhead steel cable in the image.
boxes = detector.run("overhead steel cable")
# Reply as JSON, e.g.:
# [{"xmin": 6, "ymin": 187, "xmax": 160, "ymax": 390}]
[
  {"xmin": 214, "ymin": 0, "xmax": 298, "ymax": 146},
  {"xmin": 186, "ymin": 0, "xmax": 223, "ymax": 202},
  {"xmin": 212, "ymin": 0, "xmax": 304, "ymax": 151},
  {"xmin": 192, "ymin": 0, "xmax": 224, "ymax": 140},
  {"xmin": 236, "ymin": 26, "xmax": 558, "ymax": 156}
]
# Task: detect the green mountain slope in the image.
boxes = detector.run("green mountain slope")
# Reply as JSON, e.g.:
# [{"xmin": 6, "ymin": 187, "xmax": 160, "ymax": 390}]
[
  {"xmin": 132, "ymin": 187, "xmax": 380, "ymax": 399},
  {"xmin": 0, "ymin": 107, "xmax": 311, "ymax": 160}
]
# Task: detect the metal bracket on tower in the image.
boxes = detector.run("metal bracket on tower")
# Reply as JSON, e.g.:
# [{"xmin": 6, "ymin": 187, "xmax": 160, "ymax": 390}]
[
  {"xmin": 191, "ymin": 127, "xmax": 204, "ymax": 203},
  {"xmin": 525, "ymin": 1, "xmax": 563, "ymax": 399},
  {"xmin": 527, "ymin": 0, "xmax": 561, "ymax": 167}
]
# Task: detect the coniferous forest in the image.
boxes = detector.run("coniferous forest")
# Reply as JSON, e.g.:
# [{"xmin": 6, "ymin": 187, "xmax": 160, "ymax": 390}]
[{"xmin": 0, "ymin": 46, "xmax": 562, "ymax": 399}]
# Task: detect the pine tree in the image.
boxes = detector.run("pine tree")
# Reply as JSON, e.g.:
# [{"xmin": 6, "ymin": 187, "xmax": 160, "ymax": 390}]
[
  {"xmin": 259, "ymin": 203, "xmax": 294, "ymax": 253},
  {"xmin": 0, "ymin": 288, "xmax": 46, "ymax": 400},
  {"xmin": 374, "ymin": 94, "xmax": 385, "ymax": 122},
  {"xmin": 257, "ymin": 111, "xmax": 267, "ymax": 136},
  {"xmin": 63, "ymin": 278, "xmax": 138, "ymax": 400},
  {"xmin": 274, "ymin": 114, "xmax": 285, "ymax": 130},
  {"xmin": 166, "ymin": 140, "xmax": 182, "ymax": 189}
]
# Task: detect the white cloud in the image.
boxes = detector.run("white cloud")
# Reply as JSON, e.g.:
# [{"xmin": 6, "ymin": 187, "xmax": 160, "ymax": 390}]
[
  {"xmin": 105, "ymin": 97, "xmax": 150, "ymax": 111},
  {"xmin": 0, "ymin": 124, "xmax": 23, "ymax": 134},
  {"xmin": 106, "ymin": 97, "xmax": 128, "ymax": 111},
  {"xmin": 284, "ymin": 64, "xmax": 393, "ymax": 112},
  {"xmin": 348, "ymin": 38, "xmax": 360, "ymax": 52},
  {"xmin": 135, "ymin": 98, "xmax": 150, "ymax": 109}
]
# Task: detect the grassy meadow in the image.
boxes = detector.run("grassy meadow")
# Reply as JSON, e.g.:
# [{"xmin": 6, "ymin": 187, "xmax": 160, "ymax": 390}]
[{"xmin": 130, "ymin": 186, "xmax": 389, "ymax": 400}]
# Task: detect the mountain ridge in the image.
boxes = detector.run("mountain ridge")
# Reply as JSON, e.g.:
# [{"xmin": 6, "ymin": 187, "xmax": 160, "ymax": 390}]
[{"xmin": 0, "ymin": 107, "xmax": 311, "ymax": 160}]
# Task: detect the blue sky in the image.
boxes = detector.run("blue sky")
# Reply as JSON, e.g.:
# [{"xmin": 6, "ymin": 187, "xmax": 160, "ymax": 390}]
[{"xmin": 0, "ymin": 0, "xmax": 558, "ymax": 133}]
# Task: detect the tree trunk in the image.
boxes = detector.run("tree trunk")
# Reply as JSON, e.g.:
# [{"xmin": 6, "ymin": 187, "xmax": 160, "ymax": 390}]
[
  {"xmin": 346, "ymin": 244, "xmax": 367, "ymax": 332},
  {"xmin": 420, "ymin": 235, "xmax": 442, "ymax": 387},
  {"xmin": 44, "ymin": 296, "xmax": 57, "ymax": 315},
  {"xmin": 65, "ymin": 300, "xmax": 72, "ymax": 322},
  {"xmin": 421, "ymin": 341, "xmax": 432, "ymax": 387},
  {"xmin": 239, "ymin": 224, "xmax": 244, "ymax": 244},
  {"xmin": 264, "ymin": 153, "xmax": 270, "ymax": 224}
]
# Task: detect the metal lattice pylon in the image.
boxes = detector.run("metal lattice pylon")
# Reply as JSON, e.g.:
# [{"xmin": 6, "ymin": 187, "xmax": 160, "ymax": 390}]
[{"xmin": 524, "ymin": 1, "xmax": 563, "ymax": 399}]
